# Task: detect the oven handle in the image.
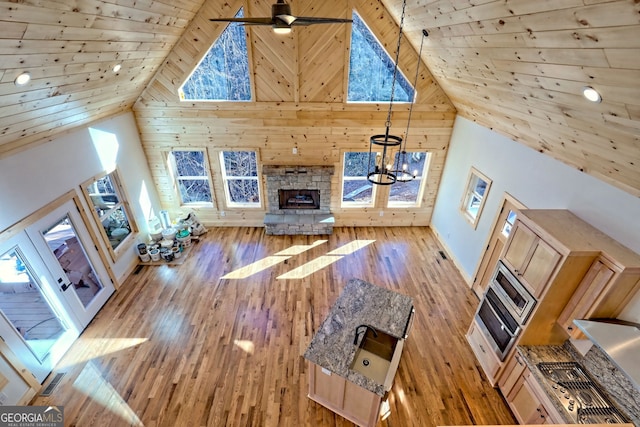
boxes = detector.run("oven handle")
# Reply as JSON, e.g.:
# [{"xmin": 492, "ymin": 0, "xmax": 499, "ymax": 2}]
[{"xmin": 484, "ymin": 296, "xmax": 519, "ymax": 338}]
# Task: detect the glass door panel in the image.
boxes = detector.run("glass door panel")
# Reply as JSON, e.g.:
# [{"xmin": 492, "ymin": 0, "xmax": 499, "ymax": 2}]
[
  {"xmin": 42, "ymin": 215, "xmax": 104, "ymax": 308},
  {"xmin": 0, "ymin": 235, "xmax": 80, "ymax": 383},
  {"xmin": 26, "ymin": 199, "xmax": 115, "ymax": 328},
  {"xmin": 0, "ymin": 248, "xmax": 68, "ymax": 361}
]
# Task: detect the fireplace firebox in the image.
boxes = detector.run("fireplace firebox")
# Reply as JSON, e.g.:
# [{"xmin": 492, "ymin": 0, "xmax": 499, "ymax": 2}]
[{"xmin": 279, "ymin": 189, "xmax": 320, "ymax": 210}]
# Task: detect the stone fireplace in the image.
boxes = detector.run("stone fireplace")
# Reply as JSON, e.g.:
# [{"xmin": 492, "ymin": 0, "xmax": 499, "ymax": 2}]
[{"xmin": 263, "ymin": 165, "xmax": 334, "ymax": 235}]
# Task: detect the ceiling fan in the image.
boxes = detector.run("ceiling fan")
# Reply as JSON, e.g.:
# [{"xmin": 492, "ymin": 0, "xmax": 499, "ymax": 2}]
[{"xmin": 209, "ymin": 0, "xmax": 353, "ymax": 34}]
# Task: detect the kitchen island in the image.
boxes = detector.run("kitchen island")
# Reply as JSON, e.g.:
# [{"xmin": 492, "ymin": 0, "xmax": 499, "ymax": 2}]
[{"xmin": 304, "ymin": 278, "xmax": 414, "ymax": 426}]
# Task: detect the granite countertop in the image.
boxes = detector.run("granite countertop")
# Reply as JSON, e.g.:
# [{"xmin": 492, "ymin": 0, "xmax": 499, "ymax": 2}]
[{"xmin": 303, "ymin": 278, "xmax": 414, "ymax": 396}]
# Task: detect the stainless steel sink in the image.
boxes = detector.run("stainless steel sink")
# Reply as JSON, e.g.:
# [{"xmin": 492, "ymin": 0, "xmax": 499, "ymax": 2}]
[{"xmin": 350, "ymin": 328, "xmax": 398, "ymax": 385}]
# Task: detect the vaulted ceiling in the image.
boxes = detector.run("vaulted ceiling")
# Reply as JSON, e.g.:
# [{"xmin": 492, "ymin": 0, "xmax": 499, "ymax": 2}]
[{"xmin": 1, "ymin": 0, "xmax": 639, "ymax": 197}]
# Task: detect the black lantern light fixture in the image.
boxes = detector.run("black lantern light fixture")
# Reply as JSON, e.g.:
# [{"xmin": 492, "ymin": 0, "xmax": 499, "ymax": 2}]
[{"xmin": 366, "ymin": 0, "xmax": 408, "ymax": 186}]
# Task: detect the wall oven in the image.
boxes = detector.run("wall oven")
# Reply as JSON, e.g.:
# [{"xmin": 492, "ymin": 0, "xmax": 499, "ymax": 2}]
[{"xmin": 474, "ymin": 261, "xmax": 537, "ymax": 360}]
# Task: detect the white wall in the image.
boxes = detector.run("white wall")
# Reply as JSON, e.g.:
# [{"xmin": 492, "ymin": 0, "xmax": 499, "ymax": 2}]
[
  {"xmin": 431, "ymin": 116, "xmax": 640, "ymax": 320},
  {"xmin": 0, "ymin": 112, "xmax": 161, "ymax": 281}
]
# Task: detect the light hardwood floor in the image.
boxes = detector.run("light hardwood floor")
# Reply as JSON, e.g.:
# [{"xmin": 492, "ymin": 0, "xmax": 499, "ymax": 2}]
[{"xmin": 32, "ymin": 227, "xmax": 516, "ymax": 426}]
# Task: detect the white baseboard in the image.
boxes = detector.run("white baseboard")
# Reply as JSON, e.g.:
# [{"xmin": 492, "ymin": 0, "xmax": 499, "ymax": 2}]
[{"xmin": 429, "ymin": 227, "xmax": 473, "ymax": 288}]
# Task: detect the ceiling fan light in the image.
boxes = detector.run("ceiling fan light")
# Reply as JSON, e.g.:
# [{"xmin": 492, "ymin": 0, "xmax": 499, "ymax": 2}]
[
  {"xmin": 582, "ymin": 86, "xmax": 601, "ymax": 103},
  {"xmin": 273, "ymin": 26, "xmax": 291, "ymax": 34}
]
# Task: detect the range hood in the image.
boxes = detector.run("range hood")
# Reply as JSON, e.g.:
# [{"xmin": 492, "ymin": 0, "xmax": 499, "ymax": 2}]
[{"xmin": 574, "ymin": 319, "xmax": 640, "ymax": 389}]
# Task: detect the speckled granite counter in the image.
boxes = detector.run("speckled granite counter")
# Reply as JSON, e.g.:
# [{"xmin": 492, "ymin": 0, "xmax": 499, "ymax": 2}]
[
  {"xmin": 303, "ymin": 278, "xmax": 413, "ymax": 396},
  {"xmin": 518, "ymin": 342, "xmax": 640, "ymax": 426}
]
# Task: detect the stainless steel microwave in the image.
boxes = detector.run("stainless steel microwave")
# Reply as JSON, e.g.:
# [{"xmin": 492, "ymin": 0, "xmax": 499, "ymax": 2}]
[{"xmin": 491, "ymin": 261, "xmax": 537, "ymax": 325}]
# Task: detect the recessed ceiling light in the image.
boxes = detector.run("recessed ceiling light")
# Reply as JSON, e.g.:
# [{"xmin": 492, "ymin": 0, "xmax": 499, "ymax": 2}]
[
  {"xmin": 582, "ymin": 86, "xmax": 602, "ymax": 103},
  {"xmin": 14, "ymin": 72, "xmax": 31, "ymax": 86},
  {"xmin": 112, "ymin": 64, "xmax": 122, "ymax": 73}
]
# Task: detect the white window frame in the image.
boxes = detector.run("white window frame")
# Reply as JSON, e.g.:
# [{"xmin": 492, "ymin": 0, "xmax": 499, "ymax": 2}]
[
  {"xmin": 169, "ymin": 149, "xmax": 214, "ymax": 206},
  {"xmin": 460, "ymin": 167, "xmax": 492, "ymax": 228},
  {"xmin": 387, "ymin": 152, "xmax": 430, "ymax": 208},
  {"xmin": 82, "ymin": 170, "xmax": 137, "ymax": 261},
  {"xmin": 341, "ymin": 151, "xmax": 377, "ymax": 208},
  {"xmin": 219, "ymin": 150, "xmax": 261, "ymax": 208}
]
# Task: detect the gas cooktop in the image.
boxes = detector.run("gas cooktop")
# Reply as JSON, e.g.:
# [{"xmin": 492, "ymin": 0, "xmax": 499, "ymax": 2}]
[{"xmin": 537, "ymin": 362, "xmax": 629, "ymax": 424}]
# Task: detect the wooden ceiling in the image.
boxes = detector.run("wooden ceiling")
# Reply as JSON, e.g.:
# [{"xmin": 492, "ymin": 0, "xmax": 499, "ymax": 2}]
[{"xmin": 1, "ymin": 0, "xmax": 639, "ymax": 197}]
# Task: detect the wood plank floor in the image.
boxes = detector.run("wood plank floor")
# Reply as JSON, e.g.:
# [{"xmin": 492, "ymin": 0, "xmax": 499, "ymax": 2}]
[{"xmin": 32, "ymin": 227, "xmax": 516, "ymax": 427}]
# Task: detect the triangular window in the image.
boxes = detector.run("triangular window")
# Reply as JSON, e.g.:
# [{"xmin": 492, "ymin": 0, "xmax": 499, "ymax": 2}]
[
  {"xmin": 347, "ymin": 11, "xmax": 414, "ymax": 102},
  {"xmin": 179, "ymin": 8, "xmax": 251, "ymax": 101}
]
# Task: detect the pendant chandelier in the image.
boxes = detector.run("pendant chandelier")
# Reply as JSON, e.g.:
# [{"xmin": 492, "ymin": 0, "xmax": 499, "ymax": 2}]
[{"xmin": 367, "ymin": 0, "xmax": 428, "ymax": 186}]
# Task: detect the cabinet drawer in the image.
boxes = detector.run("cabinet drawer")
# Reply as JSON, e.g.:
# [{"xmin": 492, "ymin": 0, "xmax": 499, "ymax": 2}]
[{"xmin": 466, "ymin": 320, "xmax": 500, "ymax": 384}]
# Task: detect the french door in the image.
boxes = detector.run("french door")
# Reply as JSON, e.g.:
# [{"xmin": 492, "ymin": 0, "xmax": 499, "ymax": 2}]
[
  {"xmin": 25, "ymin": 200, "xmax": 114, "ymax": 327},
  {"xmin": 0, "ymin": 199, "xmax": 115, "ymax": 382}
]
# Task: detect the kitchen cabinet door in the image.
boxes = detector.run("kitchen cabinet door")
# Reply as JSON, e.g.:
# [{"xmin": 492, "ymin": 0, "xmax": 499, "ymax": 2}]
[
  {"xmin": 342, "ymin": 379, "xmax": 380, "ymax": 427},
  {"xmin": 502, "ymin": 222, "xmax": 536, "ymax": 272},
  {"xmin": 498, "ymin": 351, "xmax": 527, "ymax": 397},
  {"xmin": 508, "ymin": 370, "xmax": 554, "ymax": 424},
  {"xmin": 558, "ymin": 259, "xmax": 615, "ymax": 338},
  {"xmin": 502, "ymin": 221, "xmax": 561, "ymax": 297},
  {"xmin": 307, "ymin": 362, "xmax": 382, "ymax": 427},
  {"xmin": 308, "ymin": 362, "xmax": 346, "ymax": 409},
  {"xmin": 507, "ymin": 365, "xmax": 564, "ymax": 425},
  {"xmin": 558, "ymin": 256, "xmax": 640, "ymax": 339}
]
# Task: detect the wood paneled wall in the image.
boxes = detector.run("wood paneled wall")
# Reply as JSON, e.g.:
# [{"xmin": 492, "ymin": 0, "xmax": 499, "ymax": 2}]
[{"xmin": 134, "ymin": 0, "xmax": 456, "ymax": 228}]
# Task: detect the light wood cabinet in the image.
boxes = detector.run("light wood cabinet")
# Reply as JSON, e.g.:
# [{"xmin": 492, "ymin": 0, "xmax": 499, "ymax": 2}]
[
  {"xmin": 471, "ymin": 210, "xmax": 640, "ymax": 393},
  {"xmin": 498, "ymin": 352, "xmax": 527, "ymax": 397},
  {"xmin": 507, "ymin": 367, "xmax": 563, "ymax": 425},
  {"xmin": 502, "ymin": 221, "xmax": 561, "ymax": 298},
  {"xmin": 308, "ymin": 362, "xmax": 381, "ymax": 427},
  {"xmin": 558, "ymin": 256, "xmax": 640, "ymax": 339},
  {"xmin": 466, "ymin": 319, "xmax": 501, "ymax": 385}
]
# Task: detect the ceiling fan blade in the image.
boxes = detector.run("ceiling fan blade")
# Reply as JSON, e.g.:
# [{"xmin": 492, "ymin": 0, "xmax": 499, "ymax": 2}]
[
  {"xmin": 275, "ymin": 14, "xmax": 297, "ymax": 26},
  {"xmin": 289, "ymin": 16, "xmax": 353, "ymax": 26},
  {"xmin": 209, "ymin": 17, "xmax": 275, "ymax": 25}
]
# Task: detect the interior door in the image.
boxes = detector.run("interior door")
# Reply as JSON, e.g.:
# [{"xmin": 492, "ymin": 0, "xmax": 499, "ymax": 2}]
[
  {"xmin": 25, "ymin": 200, "xmax": 115, "ymax": 328},
  {"xmin": 471, "ymin": 194, "xmax": 526, "ymax": 298},
  {"xmin": 0, "ymin": 233, "xmax": 80, "ymax": 382}
]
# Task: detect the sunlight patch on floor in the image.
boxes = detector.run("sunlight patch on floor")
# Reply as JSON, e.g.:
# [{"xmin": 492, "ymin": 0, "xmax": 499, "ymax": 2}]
[
  {"xmin": 56, "ymin": 338, "xmax": 148, "ymax": 369},
  {"xmin": 233, "ymin": 339, "xmax": 255, "ymax": 354},
  {"xmin": 222, "ymin": 256, "xmax": 291, "ymax": 279},
  {"xmin": 274, "ymin": 239, "xmax": 327, "ymax": 256},
  {"xmin": 277, "ymin": 240, "xmax": 375, "ymax": 279},
  {"xmin": 327, "ymin": 240, "xmax": 375, "ymax": 255},
  {"xmin": 276, "ymin": 255, "xmax": 344, "ymax": 279},
  {"xmin": 72, "ymin": 362, "xmax": 143, "ymax": 426}
]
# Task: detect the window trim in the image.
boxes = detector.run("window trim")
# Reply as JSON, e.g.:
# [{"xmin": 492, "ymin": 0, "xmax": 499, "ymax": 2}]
[
  {"xmin": 218, "ymin": 150, "xmax": 262, "ymax": 209},
  {"xmin": 341, "ymin": 151, "xmax": 377, "ymax": 208},
  {"xmin": 168, "ymin": 149, "xmax": 215, "ymax": 207},
  {"xmin": 460, "ymin": 167, "xmax": 492, "ymax": 229},
  {"xmin": 386, "ymin": 151, "xmax": 431, "ymax": 208},
  {"xmin": 81, "ymin": 170, "xmax": 138, "ymax": 262}
]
